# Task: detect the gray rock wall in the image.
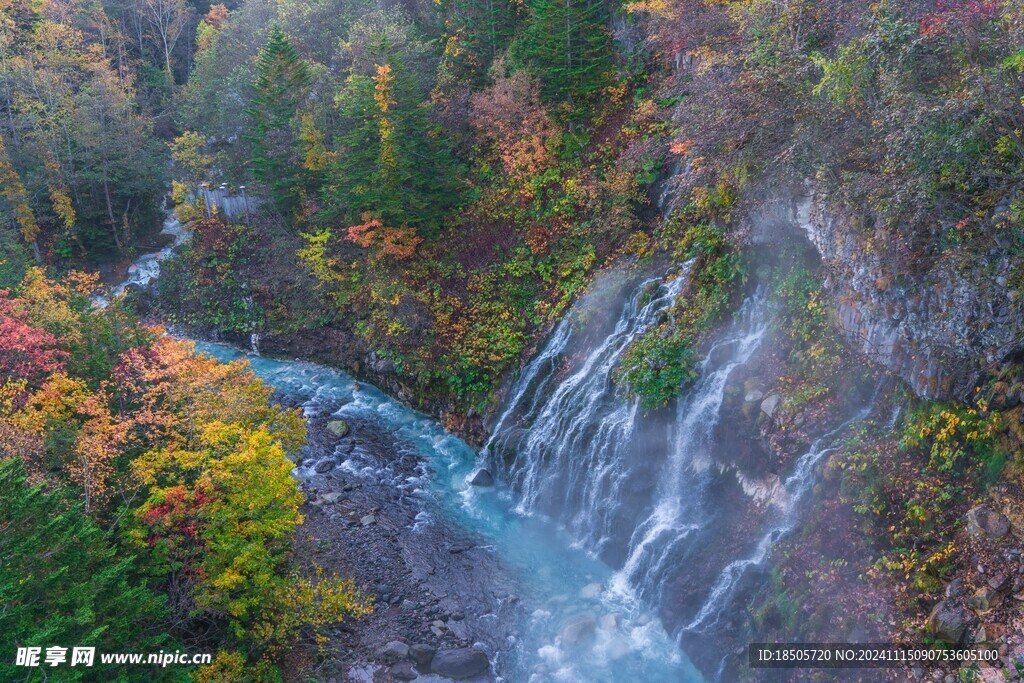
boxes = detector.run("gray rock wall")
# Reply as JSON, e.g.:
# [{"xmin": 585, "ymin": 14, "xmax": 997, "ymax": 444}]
[{"xmin": 782, "ymin": 184, "xmax": 1022, "ymax": 399}]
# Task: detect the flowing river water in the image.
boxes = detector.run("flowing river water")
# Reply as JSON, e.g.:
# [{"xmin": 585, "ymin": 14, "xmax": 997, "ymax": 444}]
[{"xmin": 108, "ymin": 211, "xmax": 879, "ymax": 682}]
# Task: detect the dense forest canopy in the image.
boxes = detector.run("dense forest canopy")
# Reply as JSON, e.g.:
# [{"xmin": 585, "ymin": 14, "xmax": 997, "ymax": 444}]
[{"xmin": 4, "ymin": 0, "xmax": 1021, "ymax": 404}]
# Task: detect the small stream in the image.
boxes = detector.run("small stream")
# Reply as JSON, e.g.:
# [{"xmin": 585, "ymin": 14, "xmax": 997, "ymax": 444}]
[{"xmin": 93, "ymin": 209, "xmax": 189, "ymax": 307}]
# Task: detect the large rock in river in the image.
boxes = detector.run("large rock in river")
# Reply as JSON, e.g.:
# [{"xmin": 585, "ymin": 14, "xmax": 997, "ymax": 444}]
[
  {"xmin": 468, "ymin": 468, "xmax": 494, "ymax": 487},
  {"xmin": 430, "ymin": 647, "xmax": 489, "ymax": 679},
  {"xmin": 326, "ymin": 420, "xmax": 350, "ymax": 437},
  {"xmin": 560, "ymin": 613, "xmax": 597, "ymax": 644}
]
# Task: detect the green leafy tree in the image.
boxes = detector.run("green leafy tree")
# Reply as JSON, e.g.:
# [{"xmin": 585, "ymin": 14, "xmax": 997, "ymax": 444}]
[{"xmin": 244, "ymin": 26, "xmax": 311, "ymax": 214}]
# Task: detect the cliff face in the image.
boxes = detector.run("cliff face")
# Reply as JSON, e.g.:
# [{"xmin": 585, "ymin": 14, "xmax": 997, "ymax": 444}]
[{"xmin": 750, "ymin": 185, "xmax": 1024, "ymax": 401}]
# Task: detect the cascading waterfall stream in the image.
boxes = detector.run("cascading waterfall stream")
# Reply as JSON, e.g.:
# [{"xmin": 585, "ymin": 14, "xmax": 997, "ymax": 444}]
[
  {"xmin": 488, "ymin": 264, "xmax": 886, "ymax": 680},
  {"xmin": 93, "ymin": 204, "xmax": 189, "ymax": 308},
  {"xmin": 485, "ymin": 266, "xmax": 691, "ymax": 554},
  {"xmin": 682, "ymin": 397, "xmax": 879, "ymax": 636},
  {"xmin": 611, "ymin": 294, "xmax": 770, "ymax": 604}
]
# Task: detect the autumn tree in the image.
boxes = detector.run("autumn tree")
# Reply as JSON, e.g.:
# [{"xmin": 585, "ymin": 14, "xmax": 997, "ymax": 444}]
[
  {"xmin": 0, "ymin": 291, "xmax": 67, "ymax": 386},
  {"xmin": 197, "ymin": 4, "xmax": 229, "ymax": 55},
  {"xmin": 169, "ymin": 131, "xmax": 216, "ymax": 221},
  {"xmin": 469, "ymin": 69, "xmax": 557, "ymax": 183},
  {"xmin": 119, "ymin": 337, "xmax": 370, "ymax": 660},
  {"xmin": 170, "ymin": 131, "xmax": 214, "ymax": 192},
  {"xmin": 0, "ymin": 135, "xmax": 40, "ymax": 261},
  {"xmin": 330, "ymin": 48, "xmax": 460, "ymax": 239},
  {"xmin": 75, "ymin": 65, "xmax": 164, "ymax": 253}
]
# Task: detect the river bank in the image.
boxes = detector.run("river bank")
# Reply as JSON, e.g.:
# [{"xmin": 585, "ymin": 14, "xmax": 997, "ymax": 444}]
[{"xmin": 281, "ymin": 400, "xmax": 515, "ymax": 682}]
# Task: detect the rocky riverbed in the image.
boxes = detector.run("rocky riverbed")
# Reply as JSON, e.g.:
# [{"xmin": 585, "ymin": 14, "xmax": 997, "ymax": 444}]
[{"xmin": 281, "ymin": 396, "xmax": 522, "ymax": 682}]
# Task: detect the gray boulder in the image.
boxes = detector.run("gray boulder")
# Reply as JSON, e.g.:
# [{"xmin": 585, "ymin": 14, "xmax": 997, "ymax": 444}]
[
  {"xmin": 430, "ymin": 647, "xmax": 489, "ymax": 679},
  {"xmin": 988, "ymin": 573, "xmax": 1011, "ymax": 592},
  {"xmin": 967, "ymin": 587, "xmax": 999, "ymax": 613},
  {"xmin": 927, "ymin": 601, "xmax": 971, "ymax": 644},
  {"xmin": 965, "ymin": 506, "xmax": 1010, "ymax": 540},
  {"xmin": 377, "ymin": 640, "xmax": 410, "ymax": 664},
  {"xmin": 468, "ymin": 469, "xmax": 494, "ymax": 487},
  {"xmin": 409, "ymin": 643, "xmax": 436, "ymax": 670},
  {"xmin": 315, "ymin": 459, "xmax": 336, "ymax": 473},
  {"xmin": 390, "ymin": 661, "xmax": 417, "ymax": 680},
  {"xmin": 374, "ymin": 359, "xmax": 397, "ymax": 374},
  {"xmin": 761, "ymin": 394, "xmax": 781, "ymax": 418}
]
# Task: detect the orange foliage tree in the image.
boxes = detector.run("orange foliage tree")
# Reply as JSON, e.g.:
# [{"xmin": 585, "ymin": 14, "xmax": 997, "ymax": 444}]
[{"xmin": 345, "ymin": 218, "xmax": 422, "ymax": 260}]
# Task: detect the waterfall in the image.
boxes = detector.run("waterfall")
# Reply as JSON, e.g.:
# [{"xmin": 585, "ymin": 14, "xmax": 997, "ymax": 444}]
[
  {"xmin": 488, "ymin": 264, "xmax": 882, "ymax": 679},
  {"xmin": 488, "ymin": 270, "xmax": 772, "ymax": 572},
  {"xmin": 486, "ymin": 265, "xmax": 692, "ymax": 556},
  {"xmin": 682, "ymin": 376, "xmax": 883, "ymax": 636},
  {"xmin": 611, "ymin": 294, "xmax": 769, "ymax": 603}
]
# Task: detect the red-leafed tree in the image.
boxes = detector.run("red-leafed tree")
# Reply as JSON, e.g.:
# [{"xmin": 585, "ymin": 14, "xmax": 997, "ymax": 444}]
[
  {"xmin": 920, "ymin": 0, "xmax": 1001, "ymax": 37},
  {"xmin": 0, "ymin": 291, "xmax": 67, "ymax": 385}
]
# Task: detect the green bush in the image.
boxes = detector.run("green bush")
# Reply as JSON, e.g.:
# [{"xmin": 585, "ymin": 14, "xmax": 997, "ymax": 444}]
[{"xmin": 614, "ymin": 220, "xmax": 745, "ymax": 410}]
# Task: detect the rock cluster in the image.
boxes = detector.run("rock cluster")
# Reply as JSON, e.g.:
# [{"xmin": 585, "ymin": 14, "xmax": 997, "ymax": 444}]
[
  {"xmin": 926, "ymin": 505, "xmax": 1024, "ymax": 680},
  {"xmin": 375, "ymin": 640, "xmax": 490, "ymax": 680}
]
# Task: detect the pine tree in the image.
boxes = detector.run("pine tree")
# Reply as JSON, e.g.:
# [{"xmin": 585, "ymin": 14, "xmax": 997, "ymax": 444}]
[
  {"xmin": 443, "ymin": 0, "xmax": 521, "ymax": 83},
  {"xmin": 329, "ymin": 50, "xmax": 460, "ymax": 238},
  {"xmin": 0, "ymin": 456, "xmax": 171, "ymax": 682},
  {"xmin": 515, "ymin": 0, "xmax": 614, "ymax": 110},
  {"xmin": 245, "ymin": 26, "xmax": 311, "ymax": 214}
]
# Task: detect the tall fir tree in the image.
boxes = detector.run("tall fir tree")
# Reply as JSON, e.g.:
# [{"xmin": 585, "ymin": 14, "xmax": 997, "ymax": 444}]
[
  {"xmin": 0, "ymin": 456, "xmax": 171, "ymax": 682},
  {"xmin": 329, "ymin": 48, "xmax": 460, "ymax": 238},
  {"xmin": 515, "ymin": 0, "xmax": 614, "ymax": 110},
  {"xmin": 443, "ymin": 0, "xmax": 521, "ymax": 83},
  {"xmin": 245, "ymin": 26, "xmax": 312, "ymax": 215}
]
